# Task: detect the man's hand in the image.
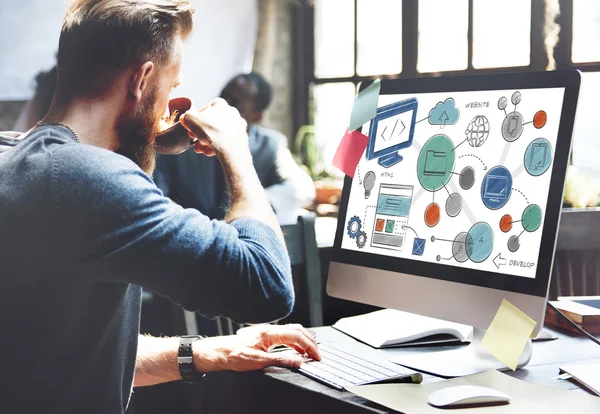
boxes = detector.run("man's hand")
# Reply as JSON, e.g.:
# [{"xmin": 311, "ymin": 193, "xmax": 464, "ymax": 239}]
[
  {"xmin": 193, "ymin": 324, "xmax": 321, "ymax": 373},
  {"xmin": 179, "ymin": 98, "xmax": 249, "ymax": 158}
]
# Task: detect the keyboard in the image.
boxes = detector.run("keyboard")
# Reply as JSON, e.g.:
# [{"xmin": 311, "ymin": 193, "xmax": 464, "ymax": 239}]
[{"xmin": 298, "ymin": 342, "xmax": 423, "ymax": 391}]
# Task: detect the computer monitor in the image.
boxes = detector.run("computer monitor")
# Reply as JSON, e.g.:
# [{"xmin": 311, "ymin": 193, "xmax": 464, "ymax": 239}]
[
  {"xmin": 328, "ymin": 71, "xmax": 580, "ymax": 346},
  {"xmin": 366, "ymin": 98, "xmax": 418, "ymax": 168}
]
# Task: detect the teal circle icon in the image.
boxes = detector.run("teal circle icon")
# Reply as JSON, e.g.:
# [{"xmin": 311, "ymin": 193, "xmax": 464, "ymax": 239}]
[
  {"xmin": 465, "ymin": 222, "xmax": 494, "ymax": 263},
  {"xmin": 522, "ymin": 204, "xmax": 542, "ymax": 232},
  {"xmin": 524, "ymin": 138, "xmax": 552, "ymax": 176},
  {"xmin": 417, "ymin": 134, "xmax": 456, "ymax": 192}
]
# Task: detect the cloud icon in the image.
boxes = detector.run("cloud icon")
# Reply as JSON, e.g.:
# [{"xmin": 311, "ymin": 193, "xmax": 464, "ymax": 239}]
[{"xmin": 428, "ymin": 98, "xmax": 460, "ymax": 126}]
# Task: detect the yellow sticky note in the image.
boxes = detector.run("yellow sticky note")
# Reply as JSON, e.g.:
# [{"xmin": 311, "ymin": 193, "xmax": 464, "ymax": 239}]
[{"xmin": 480, "ymin": 299, "xmax": 537, "ymax": 371}]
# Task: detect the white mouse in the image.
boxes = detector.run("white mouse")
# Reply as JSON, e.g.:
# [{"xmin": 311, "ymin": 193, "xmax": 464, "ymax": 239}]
[{"xmin": 428, "ymin": 385, "xmax": 511, "ymax": 408}]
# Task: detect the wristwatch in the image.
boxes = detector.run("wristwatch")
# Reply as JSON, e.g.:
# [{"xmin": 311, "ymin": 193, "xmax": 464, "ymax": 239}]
[{"xmin": 178, "ymin": 335, "xmax": 207, "ymax": 383}]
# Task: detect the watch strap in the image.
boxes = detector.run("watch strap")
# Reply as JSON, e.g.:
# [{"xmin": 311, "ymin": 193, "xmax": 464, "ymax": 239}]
[{"xmin": 178, "ymin": 335, "xmax": 206, "ymax": 383}]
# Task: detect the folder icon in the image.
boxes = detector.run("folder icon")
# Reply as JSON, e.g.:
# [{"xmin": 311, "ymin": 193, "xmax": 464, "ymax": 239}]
[{"xmin": 424, "ymin": 150, "xmax": 448, "ymax": 176}]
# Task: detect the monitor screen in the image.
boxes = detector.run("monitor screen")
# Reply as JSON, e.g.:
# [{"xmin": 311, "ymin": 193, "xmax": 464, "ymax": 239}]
[
  {"xmin": 368, "ymin": 98, "xmax": 418, "ymax": 160},
  {"xmin": 341, "ymin": 86, "xmax": 565, "ymax": 280},
  {"xmin": 372, "ymin": 105, "xmax": 416, "ymax": 153}
]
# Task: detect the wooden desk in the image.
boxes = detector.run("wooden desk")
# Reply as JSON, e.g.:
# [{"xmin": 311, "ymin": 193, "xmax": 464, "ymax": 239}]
[{"xmin": 202, "ymin": 326, "xmax": 600, "ymax": 413}]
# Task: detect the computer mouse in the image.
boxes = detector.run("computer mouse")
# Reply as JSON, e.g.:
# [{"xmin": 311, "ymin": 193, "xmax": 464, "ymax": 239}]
[{"xmin": 428, "ymin": 385, "xmax": 511, "ymax": 408}]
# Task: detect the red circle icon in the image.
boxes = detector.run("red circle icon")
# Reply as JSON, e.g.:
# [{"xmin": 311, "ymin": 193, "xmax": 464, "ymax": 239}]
[
  {"xmin": 425, "ymin": 203, "xmax": 441, "ymax": 227},
  {"xmin": 533, "ymin": 110, "xmax": 547, "ymax": 129},
  {"xmin": 500, "ymin": 214, "xmax": 513, "ymax": 233}
]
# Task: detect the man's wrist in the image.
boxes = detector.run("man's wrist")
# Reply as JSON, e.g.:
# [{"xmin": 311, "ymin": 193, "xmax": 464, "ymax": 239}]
[
  {"xmin": 192, "ymin": 336, "xmax": 237, "ymax": 374},
  {"xmin": 217, "ymin": 147, "xmax": 254, "ymax": 175},
  {"xmin": 218, "ymin": 150, "xmax": 262, "ymax": 198},
  {"xmin": 192, "ymin": 336, "xmax": 221, "ymax": 373}
]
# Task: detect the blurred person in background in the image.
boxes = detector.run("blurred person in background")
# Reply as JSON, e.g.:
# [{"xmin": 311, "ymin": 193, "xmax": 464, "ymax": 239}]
[{"xmin": 154, "ymin": 72, "xmax": 315, "ymax": 224}]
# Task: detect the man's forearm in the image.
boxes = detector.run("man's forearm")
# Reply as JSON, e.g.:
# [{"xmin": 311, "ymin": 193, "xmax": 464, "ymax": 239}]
[
  {"xmin": 219, "ymin": 151, "xmax": 284, "ymax": 241},
  {"xmin": 134, "ymin": 335, "xmax": 181, "ymax": 387}
]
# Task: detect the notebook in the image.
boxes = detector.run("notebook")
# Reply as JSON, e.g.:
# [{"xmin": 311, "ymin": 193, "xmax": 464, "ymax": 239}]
[
  {"xmin": 548, "ymin": 299, "xmax": 600, "ymax": 334},
  {"xmin": 332, "ymin": 308, "xmax": 473, "ymax": 349},
  {"xmin": 560, "ymin": 362, "xmax": 600, "ymax": 396}
]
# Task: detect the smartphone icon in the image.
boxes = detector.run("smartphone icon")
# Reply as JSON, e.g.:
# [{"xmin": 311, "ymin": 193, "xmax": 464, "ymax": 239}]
[
  {"xmin": 508, "ymin": 115, "xmax": 519, "ymax": 137},
  {"xmin": 530, "ymin": 143, "xmax": 548, "ymax": 170}
]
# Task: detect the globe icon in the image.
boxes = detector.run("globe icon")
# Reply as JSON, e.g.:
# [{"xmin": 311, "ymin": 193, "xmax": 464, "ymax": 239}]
[{"xmin": 465, "ymin": 115, "xmax": 490, "ymax": 147}]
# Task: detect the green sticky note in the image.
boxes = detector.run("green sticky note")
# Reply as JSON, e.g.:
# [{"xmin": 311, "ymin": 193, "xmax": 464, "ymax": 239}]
[
  {"xmin": 481, "ymin": 299, "xmax": 537, "ymax": 371},
  {"xmin": 349, "ymin": 79, "xmax": 381, "ymax": 132}
]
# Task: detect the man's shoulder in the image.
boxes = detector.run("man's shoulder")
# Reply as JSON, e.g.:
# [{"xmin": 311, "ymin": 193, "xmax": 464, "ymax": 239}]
[
  {"xmin": 252, "ymin": 124, "xmax": 287, "ymax": 146},
  {"xmin": 251, "ymin": 125, "xmax": 288, "ymax": 148},
  {"xmin": 47, "ymin": 135, "xmax": 153, "ymax": 199},
  {"xmin": 52, "ymin": 140, "xmax": 136, "ymax": 170}
]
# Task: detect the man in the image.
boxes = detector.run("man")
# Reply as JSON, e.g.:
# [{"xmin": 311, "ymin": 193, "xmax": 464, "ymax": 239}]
[
  {"xmin": 154, "ymin": 72, "xmax": 315, "ymax": 223},
  {"xmin": 0, "ymin": 1, "xmax": 318, "ymax": 413}
]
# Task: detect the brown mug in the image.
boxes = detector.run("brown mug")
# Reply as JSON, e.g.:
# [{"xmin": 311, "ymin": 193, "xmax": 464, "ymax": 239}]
[{"xmin": 155, "ymin": 97, "xmax": 197, "ymax": 155}]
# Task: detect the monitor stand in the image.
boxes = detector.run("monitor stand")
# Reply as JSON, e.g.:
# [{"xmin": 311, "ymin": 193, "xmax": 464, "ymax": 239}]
[
  {"xmin": 390, "ymin": 328, "xmax": 533, "ymax": 378},
  {"xmin": 378, "ymin": 151, "xmax": 403, "ymax": 168}
]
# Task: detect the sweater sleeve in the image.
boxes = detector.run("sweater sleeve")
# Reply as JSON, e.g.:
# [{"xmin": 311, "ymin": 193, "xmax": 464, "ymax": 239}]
[{"xmin": 49, "ymin": 145, "xmax": 294, "ymax": 323}]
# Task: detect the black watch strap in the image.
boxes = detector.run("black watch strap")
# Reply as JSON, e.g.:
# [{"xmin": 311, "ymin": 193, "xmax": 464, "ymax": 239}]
[{"xmin": 178, "ymin": 335, "xmax": 206, "ymax": 383}]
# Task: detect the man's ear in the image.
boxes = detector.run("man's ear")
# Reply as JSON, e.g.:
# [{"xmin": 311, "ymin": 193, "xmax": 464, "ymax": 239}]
[{"xmin": 129, "ymin": 61, "xmax": 154, "ymax": 102}]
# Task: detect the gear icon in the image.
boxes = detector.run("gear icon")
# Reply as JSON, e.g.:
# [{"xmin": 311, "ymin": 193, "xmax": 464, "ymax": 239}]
[
  {"xmin": 356, "ymin": 232, "xmax": 367, "ymax": 248},
  {"xmin": 346, "ymin": 216, "xmax": 362, "ymax": 239}
]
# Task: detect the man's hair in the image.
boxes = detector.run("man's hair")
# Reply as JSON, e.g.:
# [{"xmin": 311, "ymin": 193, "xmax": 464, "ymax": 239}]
[
  {"xmin": 245, "ymin": 72, "xmax": 272, "ymax": 112},
  {"xmin": 57, "ymin": 0, "xmax": 194, "ymax": 99}
]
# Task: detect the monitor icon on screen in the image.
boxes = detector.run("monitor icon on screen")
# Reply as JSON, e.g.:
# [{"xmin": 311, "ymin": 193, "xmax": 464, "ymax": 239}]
[
  {"xmin": 366, "ymin": 98, "xmax": 418, "ymax": 168},
  {"xmin": 483, "ymin": 175, "xmax": 509, "ymax": 201}
]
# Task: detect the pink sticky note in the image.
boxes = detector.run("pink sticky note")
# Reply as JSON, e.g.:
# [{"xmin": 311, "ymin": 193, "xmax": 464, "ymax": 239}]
[{"xmin": 332, "ymin": 129, "xmax": 369, "ymax": 178}]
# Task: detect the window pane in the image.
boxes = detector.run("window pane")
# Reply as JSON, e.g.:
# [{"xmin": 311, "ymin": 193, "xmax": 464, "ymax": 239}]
[
  {"xmin": 312, "ymin": 82, "xmax": 356, "ymax": 175},
  {"xmin": 571, "ymin": 72, "xmax": 600, "ymax": 173},
  {"xmin": 572, "ymin": 0, "xmax": 600, "ymax": 63},
  {"xmin": 314, "ymin": 0, "xmax": 355, "ymax": 78},
  {"xmin": 356, "ymin": 0, "xmax": 402, "ymax": 76},
  {"xmin": 418, "ymin": 0, "xmax": 468, "ymax": 73},
  {"xmin": 472, "ymin": 0, "xmax": 531, "ymax": 69}
]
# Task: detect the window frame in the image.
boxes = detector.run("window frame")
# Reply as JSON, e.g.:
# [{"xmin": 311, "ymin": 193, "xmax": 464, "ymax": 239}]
[{"xmin": 291, "ymin": 0, "xmax": 600, "ymax": 162}]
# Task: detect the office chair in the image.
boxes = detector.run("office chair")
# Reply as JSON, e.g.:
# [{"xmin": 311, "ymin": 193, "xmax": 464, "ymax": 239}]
[{"xmin": 281, "ymin": 212, "xmax": 324, "ymax": 327}]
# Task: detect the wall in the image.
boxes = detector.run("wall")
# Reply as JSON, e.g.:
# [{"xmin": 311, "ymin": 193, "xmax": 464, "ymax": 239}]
[
  {"xmin": 253, "ymin": 0, "xmax": 294, "ymax": 142},
  {"xmin": 0, "ymin": 0, "xmax": 257, "ymax": 125}
]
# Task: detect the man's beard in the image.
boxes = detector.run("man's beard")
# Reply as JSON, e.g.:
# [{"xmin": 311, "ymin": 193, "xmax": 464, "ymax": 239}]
[{"xmin": 116, "ymin": 90, "xmax": 159, "ymax": 175}]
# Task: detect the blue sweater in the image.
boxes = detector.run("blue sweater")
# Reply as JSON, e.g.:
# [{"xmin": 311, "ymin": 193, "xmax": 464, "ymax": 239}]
[{"xmin": 0, "ymin": 125, "xmax": 293, "ymax": 413}]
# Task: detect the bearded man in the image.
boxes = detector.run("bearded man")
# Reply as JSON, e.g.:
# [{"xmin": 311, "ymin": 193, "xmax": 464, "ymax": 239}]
[{"xmin": 0, "ymin": 1, "xmax": 318, "ymax": 413}]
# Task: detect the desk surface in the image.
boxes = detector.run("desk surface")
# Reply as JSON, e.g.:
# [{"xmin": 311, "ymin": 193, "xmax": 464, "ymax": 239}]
[{"xmin": 203, "ymin": 326, "xmax": 600, "ymax": 414}]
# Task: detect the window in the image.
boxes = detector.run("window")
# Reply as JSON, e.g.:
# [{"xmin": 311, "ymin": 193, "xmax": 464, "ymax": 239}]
[
  {"xmin": 311, "ymin": 83, "xmax": 356, "ymax": 171},
  {"xmin": 572, "ymin": 0, "xmax": 600, "ymax": 63},
  {"xmin": 314, "ymin": 0, "xmax": 354, "ymax": 79},
  {"xmin": 311, "ymin": 0, "xmax": 403, "ymax": 176},
  {"xmin": 472, "ymin": 0, "xmax": 531, "ymax": 69},
  {"xmin": 571, "ymin": 72, "xmax": 600, "ymax": 170},
  {"xmin": 299, "ymin": 0, "xmax": 600, "ymax": 182},
  {"xmin": 570, "ymin": 0, "xmax": 600, "ymax": 177},
  {"xmin": 356, "ymin": 0, "xmax": 402, "ymax": 76},
  {"xmin": 418, "ymin": 0, "xmax": 468, "ymax": 73}
]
